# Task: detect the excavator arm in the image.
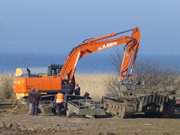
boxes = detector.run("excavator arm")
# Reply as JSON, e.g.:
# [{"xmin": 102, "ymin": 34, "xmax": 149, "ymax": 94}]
[{"xmin": 59, "ymin": 27, "xmax": 141, "ymax": 83}]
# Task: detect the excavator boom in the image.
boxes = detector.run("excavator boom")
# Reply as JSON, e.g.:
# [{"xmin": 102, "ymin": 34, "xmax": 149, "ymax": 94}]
[{"xmin": 60, "ymin": 27, "xmax": 141, "ymax": 82}]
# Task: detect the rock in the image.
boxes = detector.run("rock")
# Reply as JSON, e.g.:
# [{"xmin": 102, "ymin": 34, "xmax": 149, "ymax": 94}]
[
  {"xmin": 106, "ymin": 132, "xmax": 116, "ymax": 135},
  {"xmin": 98, "ymin": 132, "xmax": 116, "ymax": 135},
  {"xmin": 7, "ymin": 123, "xmax": 13, "ymax": 128}
]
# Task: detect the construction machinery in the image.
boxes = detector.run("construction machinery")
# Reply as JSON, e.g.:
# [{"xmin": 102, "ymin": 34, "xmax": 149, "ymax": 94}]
[
  {"xmin": 12, "ymin": 27, "xmax": 141, "ymax": 117},
  {"xmin": 13, "ymin": 27, "xmax": 140, "ymax": 100},
  {"xmin": 65, "ymin": 95, "xmax": 106, "ymax": 117},
  {"xmin": 13, "ymin": 27, "xmax": 180, "ymax": 118}
]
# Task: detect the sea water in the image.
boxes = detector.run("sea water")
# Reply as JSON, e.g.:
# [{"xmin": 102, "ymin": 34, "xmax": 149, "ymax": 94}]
[{"xmin": 0, "ymin": 53, "xmax": 179, "ymax": 74}]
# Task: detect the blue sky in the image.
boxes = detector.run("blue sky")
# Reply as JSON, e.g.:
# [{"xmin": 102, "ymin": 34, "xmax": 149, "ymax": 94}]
[{"xmin": 0, "ymin": 0, "xmax": 180, "ymax": 55}]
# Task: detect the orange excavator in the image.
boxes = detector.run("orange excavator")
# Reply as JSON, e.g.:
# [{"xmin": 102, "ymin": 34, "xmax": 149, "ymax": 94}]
[{"xmin": 13, "ymin": 27, "xmax": 141, "ymax": 99}]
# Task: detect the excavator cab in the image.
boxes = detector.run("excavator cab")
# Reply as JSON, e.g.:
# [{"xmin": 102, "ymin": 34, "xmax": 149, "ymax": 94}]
[
  {"xmin": 48, "ymin": 64, "xmax": 75, "ymax": 94},
  {"xmin": 48, "ymin": 64, "xmax": 63, "ymax": 76}
]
